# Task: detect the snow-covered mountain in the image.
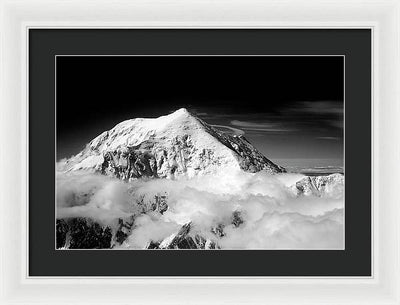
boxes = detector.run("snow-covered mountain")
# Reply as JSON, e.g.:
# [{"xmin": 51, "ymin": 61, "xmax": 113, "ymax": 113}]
[
  {"xmin": 56, "ymin": 108, "xmax": 344, "ymax": 250},
  {"xmin": 292, "ymin": 173, "xmax": 344, "ymax": 198},
  {"xmin": 60, "ymin": 108, "xmax": 285, "ymax": 179}
]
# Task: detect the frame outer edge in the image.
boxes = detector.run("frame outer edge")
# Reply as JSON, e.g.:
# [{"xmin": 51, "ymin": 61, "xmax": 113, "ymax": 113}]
[{"xmin": 0, "ymin": 0, "xmax": 400, "ymax": 304}]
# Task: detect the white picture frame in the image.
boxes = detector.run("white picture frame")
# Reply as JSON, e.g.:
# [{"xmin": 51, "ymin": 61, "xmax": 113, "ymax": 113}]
[{"xmin": 1, "ymin": 0, "xmax": 399, "ymax": 304}]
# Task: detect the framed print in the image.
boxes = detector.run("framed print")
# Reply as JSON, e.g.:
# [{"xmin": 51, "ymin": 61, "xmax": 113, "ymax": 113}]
[{"xmin": 1, "ymin": 0, "xmax": 400, "ymax": 304}]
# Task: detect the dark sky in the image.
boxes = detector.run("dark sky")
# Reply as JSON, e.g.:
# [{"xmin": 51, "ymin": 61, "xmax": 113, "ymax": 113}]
[{"xmin": 57, "ymin": 56, "xmax": 344, "ymax": 167}]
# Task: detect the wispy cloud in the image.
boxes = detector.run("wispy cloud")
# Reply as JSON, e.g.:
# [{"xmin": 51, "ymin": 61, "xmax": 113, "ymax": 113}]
[
  {"xmin": 195, "ymin": 112, "xmax": 209, "ymax": 117},
  {"xmin": 326, "ymin": 120, "xmax": 343, "ymax": 129},
  {"xmin": 294, "ymin": 101, "xmax": 343, "ymax": 115},
  {"xmin": 189, "ymin": 100, "xmax": 343, "ymax": 138},
  {"xmin": 231, "ymin": 120, "xmax": 295, "ymax": 133},
  {"xmin": 211, "ymin": 124, "xmax": 245, "ymax": 136},
  {"xmin": 231, "ymin": 120, "xmax": 276, "ymax": 129},
  {"xmin": 316, "ymin": 136, "xmax": 340, "ymax": 140}
]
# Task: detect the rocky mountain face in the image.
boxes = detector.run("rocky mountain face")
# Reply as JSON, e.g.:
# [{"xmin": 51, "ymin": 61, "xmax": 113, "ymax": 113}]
[
  {"xmin": 56, "ymin": 217, "xmax": 135, "ymax": 249},
  {"xmin": 60, "ymin": 108, "xmax": 285, "ymax": 180}
]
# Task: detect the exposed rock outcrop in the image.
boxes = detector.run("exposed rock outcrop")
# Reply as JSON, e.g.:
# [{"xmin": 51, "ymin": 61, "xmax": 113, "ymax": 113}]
[
  {"xmin": 56, "ymin": 218, "xmax": 113, "ymax": 249},
  {"xmin": 56, "ymin": 217, "xmax": 135, "ymax": 249},
  {"xmin": 293, "ymin": 173, "xmax": 344, "ymax": 198},
  {"xmin": 148, "ymin": 222, "xmax": 219, "ymax": 250}
]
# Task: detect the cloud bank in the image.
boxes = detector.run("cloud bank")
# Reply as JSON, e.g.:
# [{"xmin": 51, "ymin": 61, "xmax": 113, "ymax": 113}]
[{"xmin": 56, "ymin": 170, "xmax": 344, "ymax": 249}]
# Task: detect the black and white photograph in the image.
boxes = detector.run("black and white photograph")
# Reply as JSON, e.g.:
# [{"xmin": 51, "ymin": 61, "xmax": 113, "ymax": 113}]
[{"xmin": 56, "ymin": 55, "xmax": 344, "ymax": 250}]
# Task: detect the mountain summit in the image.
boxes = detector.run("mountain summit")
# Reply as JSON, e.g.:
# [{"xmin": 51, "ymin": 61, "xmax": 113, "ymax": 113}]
[{"xmin": 60, "ymin": 108, "xmax": 285, "ymax": 180}]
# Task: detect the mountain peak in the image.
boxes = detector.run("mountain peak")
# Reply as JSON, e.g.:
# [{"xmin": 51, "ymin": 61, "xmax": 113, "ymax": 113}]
[
  {"xmin": 172, "ymin": 107, "xmax": 190, "ymax": 116},
  {"xmin": 163, "ymin": 107, "xmax": 197, "ymax": 122},
  {"xmin": 61, "ymin": 109, "xmax": 285, "ymax": 178},
  {"xmin": 163, "ymin": 108, "xmax": 199, "ymax": 124}
]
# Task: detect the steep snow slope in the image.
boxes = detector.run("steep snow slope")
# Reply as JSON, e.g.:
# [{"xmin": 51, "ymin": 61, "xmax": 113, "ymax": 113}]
[{"xmin": 61, "ymin": 108, "xmax": 285, "ymax": 179}]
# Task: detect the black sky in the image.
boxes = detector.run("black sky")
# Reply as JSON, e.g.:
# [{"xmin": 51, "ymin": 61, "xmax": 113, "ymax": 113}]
[{"xmin": 56, "ymin": 56, "xmax": 344, "ymax": 167}]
